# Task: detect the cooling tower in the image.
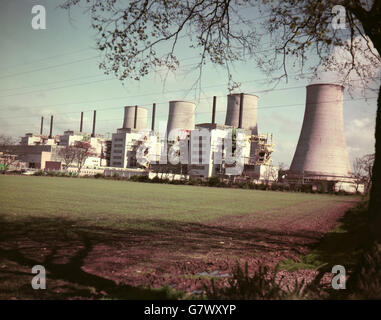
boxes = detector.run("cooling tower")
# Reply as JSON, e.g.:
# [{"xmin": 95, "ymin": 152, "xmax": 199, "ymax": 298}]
[
  {"xmin": 225, "ymin": 93, "xmax": 258, "ymax": 134},
  {"xmin": 289, "ymin": 83, "xmax": 352, "ymax": 178},
  {"xmin": 166, "ymin": 101, "xmax": 195, "ymax": 135},
  {"xmin": 122, "ymin": 106, "xmax": 148, "ymax": 130}
]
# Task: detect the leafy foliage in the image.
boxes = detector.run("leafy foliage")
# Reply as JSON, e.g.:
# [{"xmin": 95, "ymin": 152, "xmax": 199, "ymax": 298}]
[
  {"xmin": 60, "ymin": 0, "xmax": 380, "ymax": 90},
  {"xmin": 204, "ymin": 262, "xmax": 324, "ymax": 300},
  {"xmin": 204, "ymin": 200, "xmax": 381, "ymax": 300},
  {"xmin": 73, "ymin": 141, "xmax": 97, "ymax": 175},
  {"xmin": 57, "ymin": 146, "xmax": 77, "ymax": 170},
  {"xmin": 0, "ymin": 135, "xmax": 19, "ymax": 171},
  {"xmin": 346, "ymin": 244, "xmax": 381, "ymax": 299},
  {"xmin": 60, "ymin": 0, "xmax": 260, "ymax": 90},
  {"xmin": 263, "ymin": 0, "xmax": 381, "ymax": 88}
]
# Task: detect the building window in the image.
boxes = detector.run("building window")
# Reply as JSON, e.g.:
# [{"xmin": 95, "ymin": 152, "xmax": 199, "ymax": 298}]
[
  {"xmin": 113, "ymin": 162, "xmax": 122, "ymax": 165},
  {"xmin": 113, "ymin": 149, "xmax": 122, "ymax": 153},
  {"xmin": 113, "ymin": 156, "xmax": 122, "ymax": 159}
]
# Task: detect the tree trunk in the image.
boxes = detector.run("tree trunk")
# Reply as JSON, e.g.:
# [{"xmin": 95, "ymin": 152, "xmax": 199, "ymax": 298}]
[
  {"xmin": 357, "ymin": 7, "xmax": 381, "ymax": 242},
  {"xmin": 369, "ymin": 82, "xmax": 381, "ymax": 242}
]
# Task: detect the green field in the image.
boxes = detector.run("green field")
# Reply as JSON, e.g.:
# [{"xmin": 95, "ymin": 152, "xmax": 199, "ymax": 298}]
[
  {"xmin": 0, "ymin": 175, "xmax": 360, "ymax": 299},
  {"xmin": 0, "ymin": 175, "xmax": 355, "ymax": 225}
]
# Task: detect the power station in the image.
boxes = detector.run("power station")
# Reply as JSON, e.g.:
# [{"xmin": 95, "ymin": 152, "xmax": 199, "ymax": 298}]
[{"xmin": 0, "ymin": 83, "xmax": 361, "ymax": 192}]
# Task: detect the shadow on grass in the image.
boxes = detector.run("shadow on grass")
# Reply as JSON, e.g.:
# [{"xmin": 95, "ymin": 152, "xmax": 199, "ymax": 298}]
[
  {"xmin": 0, "ymin": 204, "xmax": 358, "ymax": 300},
  {"xmin": 279, "ymin": 201, "xmax": 372, "ymax": 272},
  {"xmin": 0, "ymin": 216, "xmax": 188, "ymax": 300}
]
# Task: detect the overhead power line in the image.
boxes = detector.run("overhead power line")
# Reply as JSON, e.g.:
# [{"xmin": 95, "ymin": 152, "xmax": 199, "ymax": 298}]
[
  {"xmin": 1, "ymin": 74, "xmax": 379, "ymax": 112},
  {"xmin": 0, "ymin": 48, "xmax": 94, "ymax": 71},
  {"xmin": 0, "ymin": 56, "xmax": 100, "ymax": 80},
  {"xmin": 0, "ymin": 95, "xmax": 377, "ymax": 129},
  {"xmin": 0, "ymin": 40, "xmax": 291, "ymax": 83}
]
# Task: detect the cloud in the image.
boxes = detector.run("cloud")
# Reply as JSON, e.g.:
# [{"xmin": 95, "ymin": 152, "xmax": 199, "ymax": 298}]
[{"xmin": 345, "ymin": 116, "xmax": 375, "ymax": 164}]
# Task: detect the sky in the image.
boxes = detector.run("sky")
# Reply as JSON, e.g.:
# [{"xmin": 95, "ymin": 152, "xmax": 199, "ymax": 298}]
[{"xmin": 0, "ymin": 0, "xmax": 378, "ymax": 168}]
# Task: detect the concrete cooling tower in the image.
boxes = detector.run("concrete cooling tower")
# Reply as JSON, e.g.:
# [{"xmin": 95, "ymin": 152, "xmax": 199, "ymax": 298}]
[
  {"xmin": 122, "ymin": 106, "xmax": 148, "ymax": 130},
  {"xmin": 289, "ymin": 83, "xmax": 352, "ymax": 178},
  {"xmin": 166, "ymin": 101, "xmax": 195, "ymax": 136},
  {"xmin": 225, "ymin": 93, "xmax": 258, "ymax": 134}
]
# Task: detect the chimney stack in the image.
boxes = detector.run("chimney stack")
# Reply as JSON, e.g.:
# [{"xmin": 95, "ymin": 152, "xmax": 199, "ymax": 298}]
[
  {"xmin": 49, "ymin": 115, "xmax": 53, "ymax": 139},
  {"xmin": 91, "ymin": 110, "xmax": 96, "ymax": 137},
  {"xmin": 40, "ymin": 116, "xmax": 44, "ymax": 135},
  {"xmin": 134, "ymin": 105, "xmax": 138, "ymax": 129},
  {"xmin": 151, "ymin": 103, "xmax": 156, "ymax": 131},
  {"xmin": 212, "ymin": 96, "xmax": 216, "ymax": 124},
  {"xmin": 80, "ymin": 111, "xmax": 83, "ymax": 132},
  {"xmin": 238, "ymin": 93, "xmax": 244, "ymax": 129}
]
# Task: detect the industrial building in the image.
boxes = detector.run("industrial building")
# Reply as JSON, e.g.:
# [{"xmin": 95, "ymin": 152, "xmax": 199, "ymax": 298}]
[
  {"xmin": 0, "ymin": 93, "xmax": 276, "ymax": 181},
  {"xmin": 0, "ymin": 111, "xmax": 110, "ymax": 172},
  {"xmin": 0, "ymin": 83, "xmax": 363, "ymax": 192},
  {"xmin": 60, "ymin": 130, "xmax": 108, "ymax": 168},
  {"xmin": 146, "ymin": 95, "xmax": 275, "ymax": 181},
  {"xmin": 20, "ymin": 133, "xmax": 56, "ymax": 146},
  {"xmin": 110, "ymin": 106, "xmax": 149, "ymax": 168}
]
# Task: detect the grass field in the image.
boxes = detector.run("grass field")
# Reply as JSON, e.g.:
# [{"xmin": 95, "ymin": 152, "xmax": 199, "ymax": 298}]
[{"xmin": 0, "ymin": 175, "xmax": 360, "ymax": 299}]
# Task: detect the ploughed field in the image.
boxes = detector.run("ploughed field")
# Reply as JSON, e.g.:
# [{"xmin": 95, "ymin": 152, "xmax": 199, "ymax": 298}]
[{"xmin": 0, "ymin": 175, "xmax": 359, "ymax": 299}]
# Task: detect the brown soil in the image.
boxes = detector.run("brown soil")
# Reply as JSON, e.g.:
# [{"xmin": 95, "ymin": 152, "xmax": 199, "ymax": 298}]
[{"xmin": 0, "ymin": 199, "xmax": 358, "ymax": 299}]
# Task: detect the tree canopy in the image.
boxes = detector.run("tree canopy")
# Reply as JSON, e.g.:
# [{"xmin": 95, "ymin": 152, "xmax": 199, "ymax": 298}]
[{"xmin": 60, "ymin": 0, "xmax": 380, "ymax": 90}]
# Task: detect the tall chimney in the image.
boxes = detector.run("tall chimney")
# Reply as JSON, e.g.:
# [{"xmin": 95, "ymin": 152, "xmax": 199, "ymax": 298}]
[
  {"xmin": 212, "ymin": 96, "xmax": 216, "ymax": 124},
  {"xmin": 91, "ymin": 110, "xmax": 96, "ymax": 137},
  {"xmin": 238, "ymin": 93, "xmax": 244, "ymax": 129},
  {"xmin": 151, "ymin": 103, "xmax": 156, "ymax": 131},
  {"xmin": 80, "ymin": 112, "xmax": 83, "ymax": 132},
  {"xmin": 134, "ymin": 105, "xmax": 138, "ymax": 129},
  {"xmin": 49, "ymin": 115, "xmax": 53, "ymax": 139},
  {"xmin": 40, "ymin": 116, "xmax": 44, "ymax": 135}
]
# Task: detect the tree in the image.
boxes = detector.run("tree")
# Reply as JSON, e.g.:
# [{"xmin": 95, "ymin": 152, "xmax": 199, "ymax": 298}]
[
  {"xmin": 0, "ymin": 135, "xmax": 18, "ymax": 172},
  {"xmin": 360, "ymin": 153, "xmax": 375, "ymax": 192},
  {"xmin": 363, "ymin": 154, "xmax": 375, "ymax": 192},
  {"xmin": 60, "ymin": 0, "xmax": 381, "ymax": 239},
  {"xmin": 353, "ymin": 156, "xmax": 366, "ymax": 192},
  {"xmin": 353, "ymin": 154, "xmax": 375, "ymax": 193},
  {"xmin": 0, "ymin": 134, "xmax": 15, "ymax": 146},
  {"xmin": 57, "ymin": 146, "xmax": 77, "ymax": 171},
  {"xmin": 74, "ymin": 141, "xmax": 96, "ymax": 175}
]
